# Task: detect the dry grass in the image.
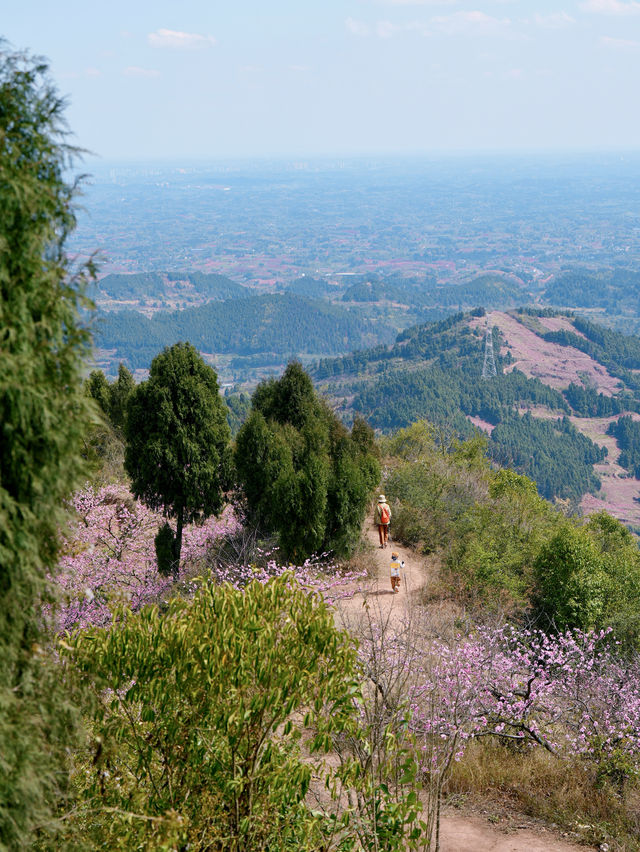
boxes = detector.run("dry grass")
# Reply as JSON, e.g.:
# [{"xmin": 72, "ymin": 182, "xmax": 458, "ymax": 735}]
[
  {"xmin": 337, "ymin": 531, "xmax": 640, "ymax": 849},
  {"xmin": 447, "ymin": 740, "xmax": 640, "ymax": 851}
]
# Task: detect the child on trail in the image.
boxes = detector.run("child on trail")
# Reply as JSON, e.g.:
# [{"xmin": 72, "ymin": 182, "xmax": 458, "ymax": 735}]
[
  {"xmin": 390, "ymin": 551, "xmax": 404, "ymax": 593},
  {"xmin": 375, "ymin": 495, "xmax": 391, "ymax": 548}
]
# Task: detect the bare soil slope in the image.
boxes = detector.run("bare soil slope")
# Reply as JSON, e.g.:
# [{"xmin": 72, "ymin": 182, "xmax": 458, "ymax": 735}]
[
  {"xmin": 467, "ymin": 310, "xmax": 640, "ymax": 528},
  {"xmin": 469, "ymin": 310, "xmax": 620, "ymax": 395}
]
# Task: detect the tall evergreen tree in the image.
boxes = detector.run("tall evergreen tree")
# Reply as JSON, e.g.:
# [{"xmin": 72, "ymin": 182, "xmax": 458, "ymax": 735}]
[
  {"xmin": 109, "ymin": 362, "xmax": 134, "ymax": 430},
  {"xmin": 235, "ymin": 362, "xmax": 380, "ymax": 560},
  {"xmin": 85, "ymin": 369, "xmax": 111, "ymax": 415},
  {"xmin": 124, "ymin": 342, "xmax": 232, "ymax": 576},
  {"xmin": 0, "ymin": 45, "xmax": 94, "ymax": 847}
]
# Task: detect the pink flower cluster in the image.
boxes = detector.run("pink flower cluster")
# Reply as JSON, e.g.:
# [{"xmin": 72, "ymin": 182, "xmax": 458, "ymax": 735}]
[
  {"xmin": 54, "ymin": 485, "xmax": 239, "ymax": 631},
  {"xmin": 406, "ymin": 626, "xmax": 640, "ymax": 776},
  {"xmin": 204, "ymin": 544, "xmax": 367, "ymax": 603},
  {"xmin": 54, "ymin": 486, "xmax": 368, "ymax": 632}
]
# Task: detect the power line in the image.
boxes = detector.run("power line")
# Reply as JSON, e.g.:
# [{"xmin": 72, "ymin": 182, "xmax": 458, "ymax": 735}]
[{"xmin": 482, "ymin": 325, "xmax": 497, "ymax": 379}]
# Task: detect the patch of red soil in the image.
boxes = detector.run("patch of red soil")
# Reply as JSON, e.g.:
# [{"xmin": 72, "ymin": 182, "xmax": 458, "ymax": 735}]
[
  {"xmin": 570, "ymin": 414, "xmax": 640, "ymax": 527},
  {"xmin": 467, "ymin": 415, "xmax": 495, "ymax": 434},
  {"xmin": 469, "ymin": 312, "xmax": 621, "ymax": 396},
  {"xmin": 537, "ymin": 316, "xmax": 587, "ymax": 339}
]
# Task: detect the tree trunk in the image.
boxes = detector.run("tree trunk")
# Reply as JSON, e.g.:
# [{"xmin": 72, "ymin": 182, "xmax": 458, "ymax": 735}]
[{"xmin": 173, "ymin": 506, "xmax": 184, "ymax": 581}]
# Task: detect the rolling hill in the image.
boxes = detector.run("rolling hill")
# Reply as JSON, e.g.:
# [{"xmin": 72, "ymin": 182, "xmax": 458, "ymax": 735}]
[
  {"xmin": 314, "ymin": 308, "xmax": 640, "ymax": 529},
  {"xmin": 94, "ymin": 292, "xmax": 393, "ymax": 370}
]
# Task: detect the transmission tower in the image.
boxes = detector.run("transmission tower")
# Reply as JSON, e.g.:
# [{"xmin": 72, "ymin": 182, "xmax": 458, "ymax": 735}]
[{"xmin": 482, "ymin": 325, "xmax": 497, "ymax": 379}]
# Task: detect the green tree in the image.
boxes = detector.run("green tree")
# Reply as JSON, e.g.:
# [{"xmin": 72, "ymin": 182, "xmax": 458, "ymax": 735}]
[
  {"xmin": 534, "ymin": 524, "xmax": 608, "ymax": 631},
  {"xmin": 585, "ymin": 512, "xmax": 640, "ymax": 651},
  {"xmin": 0, "ymin": 45, "xmax": 94, "ymax": 847},
  {"xmin": 124, "ymin": 342, "xmax": 232, "ymax": 576},
  {"xmin": 445, "ymin": 467, "xmax": 559, "ymax": 614},
  {"xmin": 224, "ymin": 388, "xmax": 251, "ymax": 436},
  {"xmin": 235, "ymin": 362, "xmax": 379, "ymax": 560},
  {"xmin": 85, "ymin": 369, "xmax": 111, "ymax": 416},
  {"xmin": 82, "ymin": 369, "xmax": 127, "ymax": 484},
  {"xmin": 63, "ymin": 575, "xmax": 362, "ymax": 850},
  {"xmin": 85, "ymin": 364, "xmax": 134, "ymax": 431},
  {"xmin": 108, "ymin": 361, "xmax": 134, "ymax": 430},
  {"xmin": 534, "ymin": 514, "xmax": 640, "ymax": 639}
]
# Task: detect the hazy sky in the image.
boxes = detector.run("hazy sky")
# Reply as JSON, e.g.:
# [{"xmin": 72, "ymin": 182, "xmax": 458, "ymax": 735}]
[{"xmin": 4, "ymin": 1, "xmax": 640, "ymax": 161}]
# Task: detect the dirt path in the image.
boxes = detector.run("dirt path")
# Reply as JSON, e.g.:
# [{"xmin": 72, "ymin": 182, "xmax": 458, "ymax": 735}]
[
  {"xmin": 333, "ymin": 521, "xmax": 590, "ymax": 852},
  {"xmin": 439, "ymin": 813, "xmax": 587, "ymax": 852},
  {"xmin": 337, "ymin": 521, "xmax": 429, "ymax": 626}
]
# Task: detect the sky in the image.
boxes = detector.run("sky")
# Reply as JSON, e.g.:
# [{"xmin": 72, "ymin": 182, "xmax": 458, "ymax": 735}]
[{"xmin": 4, "ymin": 0, "xmax": 640, "ymax": 161}]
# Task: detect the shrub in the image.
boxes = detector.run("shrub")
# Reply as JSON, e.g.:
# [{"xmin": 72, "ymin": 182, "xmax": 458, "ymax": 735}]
[
  {"xmin": 534, "ymin": 513, "xmax": 640, "ymax": 642},
  {"xmin": 62, "ymin": 575, "xmax": 363, "ymax": 850}
]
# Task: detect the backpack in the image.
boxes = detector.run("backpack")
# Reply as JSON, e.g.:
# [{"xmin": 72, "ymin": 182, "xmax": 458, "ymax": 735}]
[{"xmin": 380, "ymin": 505, "xmax": 390, "ymax": 524}]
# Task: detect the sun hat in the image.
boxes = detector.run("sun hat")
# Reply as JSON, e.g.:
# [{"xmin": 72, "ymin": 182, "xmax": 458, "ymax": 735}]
[
  {"xmin": 378, "ymin": 495, "xmax": 386, "ymax": 502},
  {"xmin": 391, "ymin": 552, "xmax": 399, "ymax": 559}
]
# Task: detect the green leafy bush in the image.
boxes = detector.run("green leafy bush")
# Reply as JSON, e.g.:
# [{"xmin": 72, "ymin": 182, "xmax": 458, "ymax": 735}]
[
  {"xmin": 534, "ymin": 513, "xmax": 640, "ymax": 644},
  {"xmin": 62, "ymin": 575, "xmax": 362, "ymax": 850},
  {"xmin": 384, "ymin": 422, "xmax": 489, "ymax": 554},
  {"xmin": 445, "ymin": 468, "xmax": 561, "ymax": 614}
]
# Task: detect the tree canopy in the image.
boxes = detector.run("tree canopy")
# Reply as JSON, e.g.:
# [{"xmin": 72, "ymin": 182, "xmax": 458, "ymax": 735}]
[
  {"xmin": 235, "ymin": 362, "xmax": 380, "ymax": 560},
  {"xmin": 124, "ymin": 342, "xmax": 232, "ymax": 575},
  {"xmin": 0, "ymin": 45, "xmax": 94, "ymax": 848}
]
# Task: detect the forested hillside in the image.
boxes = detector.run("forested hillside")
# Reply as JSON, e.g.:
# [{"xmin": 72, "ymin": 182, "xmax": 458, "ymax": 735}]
[
  {"xmin": 95, "ymin": 293, "xmax": 390, "ymax": 368},
  {"xmin": 93, "ymin": 271, "xmax": 249, "ymax": 303},
  {"xmin": 315, "ymin": 308, "xmax": 640, "ymax": 506},
  {"xmin": 543, "ymin": 267, "xmax": 640, "ymax": 313}
]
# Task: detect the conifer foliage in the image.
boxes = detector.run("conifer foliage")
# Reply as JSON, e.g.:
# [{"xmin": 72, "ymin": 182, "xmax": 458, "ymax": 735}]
[
  {"xmin": 235, "ymin": 362, "xmax": 380, "ymax": 559},
  {"xmin": 0, "ymin": 45, "xmax": 94, "ymax": 847},
  {"xmin": 124, "ymin": 342, "xmax": 233, "ymax": 576}
]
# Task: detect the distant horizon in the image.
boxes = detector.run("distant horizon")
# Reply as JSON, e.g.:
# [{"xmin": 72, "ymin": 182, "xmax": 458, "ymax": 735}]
[
  {"xmin": 6, "ymin": 1, "xmax": 640, "ymax": 161},
  {"xmin": 85, "ymin": 148, "xmax": 640, "ymax": 170}
]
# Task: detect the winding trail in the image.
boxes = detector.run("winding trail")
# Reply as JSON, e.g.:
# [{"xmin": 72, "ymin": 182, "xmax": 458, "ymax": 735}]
[
  {"xmin": 333, "ymin": 519, "xmax": 590, "ymax": 852},
  {"xmin": 337, "ymin": 522, "xmax": 429, "ymax": 626}
]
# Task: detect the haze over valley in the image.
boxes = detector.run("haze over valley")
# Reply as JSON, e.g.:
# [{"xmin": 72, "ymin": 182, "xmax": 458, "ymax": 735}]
[{"xmin": 71, "ymin": 154, "xmax": 640, "ymax": 534}]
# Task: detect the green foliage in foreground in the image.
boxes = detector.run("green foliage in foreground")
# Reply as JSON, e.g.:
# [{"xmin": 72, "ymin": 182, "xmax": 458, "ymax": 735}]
[
  {"xmin": 61, "ymin": 576, "xmax": 362, "ymax": 851},
  {"xmin": 235, "ymin": 362, "xmax": 380, "ymax": 560},
  {"xmin": 0, "ymin": 46, "xmax": 93, "ymax": 848},
  {"xmin": 386, "ymin": 421, "xmax": 640, "ymax": 637}
]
